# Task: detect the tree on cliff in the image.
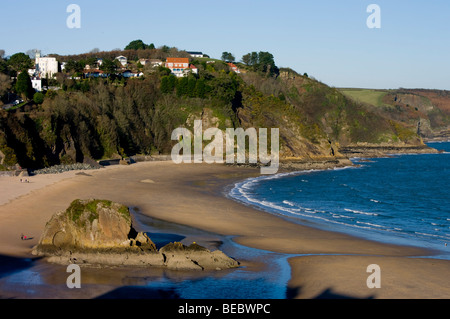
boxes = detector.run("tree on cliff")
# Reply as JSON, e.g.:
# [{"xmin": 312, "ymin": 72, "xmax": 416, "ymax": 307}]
[
  {"xmin": 100, "ymin": 58, "xmax": 118, "ymax": 75},
  {"xmin": 0, "ymin": 73, "xmax": 12, "ymax": 101},
  {"xmin": 7, "ymin": 53, "xmax": 33, "ymax": 75},
  {"xmin": 160, "ymin": 74, "xmax": 177, "ymax": 93},
  {"xmin": 64, "ymin": 60, "xmax": 84, "ymax": 75},
  {"xmin": 15, "ymin": 72, "xmax": 34, "ymax": 100},
  {"xmin": 241, "ymin": 51, "xmax": 278, "ymax": 77},
  {"xmin": 221, "ymin": 52, "xmax": 235, "ymax": 62},
  {"xmin": 125, "ymin": 39, "xmax": 155, "ymax": 50}
]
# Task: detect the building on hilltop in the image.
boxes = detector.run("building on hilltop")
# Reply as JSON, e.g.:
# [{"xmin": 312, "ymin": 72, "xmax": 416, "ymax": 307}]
[
  {"xmin": 149, "ymin": 59, "xmax": 163, "ymax": 67},
  {"xmin": 165, "ymin": 57, "xmax": 196, "ymax": 77},
  {"xmin": 35, "ymin": 51, "xmax": 58, "ymax": 79},
  {"xmin": 186, "ymin": 51, "xmax": 205, "ymax": 58},
  {"xmin": 138, "ymin": 58, "xmax": 149, "ymax": 66},
  {"xmin": 115, "ymin": 55, "xmax": 128, "ymax": 67}
]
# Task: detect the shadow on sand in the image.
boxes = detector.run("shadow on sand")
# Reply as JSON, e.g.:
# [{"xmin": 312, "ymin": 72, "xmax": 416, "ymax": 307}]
[
  {"xmin": 94, "ymin": 286, "xmax": 375, "ymax": 299},
  {"xmin": 95, "ymin": 286, "xmax": 181, "ymax": 299},
  {"xmin": 286, "ymin": 286, "xmax": 375, "ymax": 299}
]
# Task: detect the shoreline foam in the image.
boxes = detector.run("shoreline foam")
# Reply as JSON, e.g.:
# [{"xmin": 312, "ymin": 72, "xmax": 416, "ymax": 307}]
[{"xmin": 229, "ymin": 171, "xmax": 450, "ymax": 261}]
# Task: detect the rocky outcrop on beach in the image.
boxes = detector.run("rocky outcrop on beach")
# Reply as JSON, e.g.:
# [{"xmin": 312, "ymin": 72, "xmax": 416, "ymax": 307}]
[
  {"xmin": 32, "ymin": 199, "xmax": 239, "ymax": 270},
  {"xmin": 160, "ymin": 242, "xmax": 239, "ymax": 270}
]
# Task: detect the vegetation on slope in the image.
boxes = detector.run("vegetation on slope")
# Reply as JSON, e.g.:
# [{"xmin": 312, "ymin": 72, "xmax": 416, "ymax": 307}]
[
  {"xmin": 339, "ymin": 88, "xmax": 450, "ymax": 138},
  {"xmin": 0, "ymin": 46, "xmax": 428, "ymax": 170}
]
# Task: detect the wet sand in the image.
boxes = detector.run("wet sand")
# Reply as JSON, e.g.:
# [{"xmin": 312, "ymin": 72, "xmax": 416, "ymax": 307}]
[{"xmin": 0, "ymin": 161, "xmax": 449, "ymax": 298}]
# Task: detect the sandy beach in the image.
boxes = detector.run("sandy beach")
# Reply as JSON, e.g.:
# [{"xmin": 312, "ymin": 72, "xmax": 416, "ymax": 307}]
[{"xmin": 0, "ymin": 161, "xmax": 449, "ymax": 299}]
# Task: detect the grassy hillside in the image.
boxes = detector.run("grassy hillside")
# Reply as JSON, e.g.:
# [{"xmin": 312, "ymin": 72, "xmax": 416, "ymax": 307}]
[
  {"xmin": 339, "ymin": 87, "xmax": 450, "ymax": 139},
  {"xmin": 339, "ymin": 88, "xmax": 391, "ymax": 108}
]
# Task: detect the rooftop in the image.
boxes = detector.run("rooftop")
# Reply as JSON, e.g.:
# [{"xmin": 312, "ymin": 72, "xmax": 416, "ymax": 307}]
[{"xmin": 166, "ymin": 57, "xmax": 189, "ymax": 63}]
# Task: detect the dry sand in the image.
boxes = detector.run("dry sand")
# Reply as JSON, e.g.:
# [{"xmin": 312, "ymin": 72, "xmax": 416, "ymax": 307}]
[{"xmin": 0, "ymin": 161, "xmax": 449, "ymax": 298}]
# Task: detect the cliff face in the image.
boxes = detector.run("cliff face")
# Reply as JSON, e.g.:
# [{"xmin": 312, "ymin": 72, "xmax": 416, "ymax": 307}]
[
  {"xmin": 237, "ymin": 70, "xmax": 430, "ymax": 163},
  {"xmin": 32, "ymin": 199, "xmax": 239, "ymax": 270},
  {"xmin": 0, "ymin": 68, "xmax": 436, "ymax": 171}
]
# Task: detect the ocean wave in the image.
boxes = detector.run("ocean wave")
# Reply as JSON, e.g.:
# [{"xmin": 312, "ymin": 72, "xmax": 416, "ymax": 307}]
[
  {"xmin": 230, "ymin": 166, "xmax": 353, "ymax": 208},
  {"xmin": 336, "ymin": 214, "xmax": 353, "ymax": 219},
  {"xmin": 282, "ymin": 200, "xmax": 295, "ymax": 207},
  {"xmin": 415, "ymin": 231, "xmax": 450, "ymax": 241},
  {"xmin": 234, "ymin": 183, "xmax": 450, "ymax": 243},
  {"xmin": 356, "ymin": 221, "xmax": 386, "ymax": 228},
  {"xmin": 344, "ymin": 208, "xmax": 378, "ymax": 216},
  {"xmin": 227, "ymin": 152, "xmax": 450, "ymax": 257}
]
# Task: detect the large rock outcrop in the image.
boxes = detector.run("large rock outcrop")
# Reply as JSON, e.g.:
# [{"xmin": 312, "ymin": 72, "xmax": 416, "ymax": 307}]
[{"xmin": 32, "ymin": 199, "xmax": 239, "ymax": 270}]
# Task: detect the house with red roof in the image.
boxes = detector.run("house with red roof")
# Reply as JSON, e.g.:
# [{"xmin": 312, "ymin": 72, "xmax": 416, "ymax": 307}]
[
  {"xmin": 84, "ymin": 68, "xmax": 106, "ymax": 78},
  {"xmin": 165, "ymin": 58, "xmax": 198, "ymax": 77},
  {"xmin": 189, "ymin": 64, "xmax": 198, "ymax": 75},
  {"xmin": 227, "ymin": 62, "xmax": 240, "ymax": 73}
]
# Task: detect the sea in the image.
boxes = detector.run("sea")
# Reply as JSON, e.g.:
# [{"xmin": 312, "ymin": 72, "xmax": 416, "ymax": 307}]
[{"xmin": 229, "ymin": 142, "xmax": 450, "ymax": 260}]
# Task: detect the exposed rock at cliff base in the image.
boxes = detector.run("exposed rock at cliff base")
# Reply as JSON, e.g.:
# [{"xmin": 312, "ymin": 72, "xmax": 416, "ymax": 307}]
[
  {"xmin": 32, "ymin": 199, "xmax": 239, "ymax": 270},
  {"xmin": 338, "ymin": 143, "xmax": 439, "ymax": 158}
]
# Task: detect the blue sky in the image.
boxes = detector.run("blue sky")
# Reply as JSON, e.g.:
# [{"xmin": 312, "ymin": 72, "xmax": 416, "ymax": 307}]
[{"xmin": 1, "ymin": 0, "xmax": 449, "ymax": 90}]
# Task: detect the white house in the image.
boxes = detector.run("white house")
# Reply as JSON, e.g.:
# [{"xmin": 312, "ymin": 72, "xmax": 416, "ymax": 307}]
[
  {"xmin": 149, "ymin": 59, "xmax": 163, "ymax": 66},
  {"xmin": 35, "ymin": 52, "xmax": 58, "ymax": 78},
  {"xmin": 138, "ymin": 58, "xmax": 149, "ymax": 66},
  {"xmin": 31, "ymin": 78, "xmax": 42, "ymax": 92},
  {"xmin": 115, "ymin": 55, "xmax": 128, "ymax": 67},
  {"xmin": 188, "ymin": 64, "xmax": 198, "ymax": 75},
  {"xmin": 187, "ymin": 51, "xmax": 204, "ymax": 58}
]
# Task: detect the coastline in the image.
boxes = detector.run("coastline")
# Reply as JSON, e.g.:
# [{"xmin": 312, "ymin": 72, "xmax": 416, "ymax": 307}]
[{"xmin": 0, "ymin": 157, "xmax": 449, "ymax": 299}]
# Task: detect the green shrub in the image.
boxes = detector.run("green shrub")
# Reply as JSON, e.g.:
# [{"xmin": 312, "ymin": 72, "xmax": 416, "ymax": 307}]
[{"xmin": 33, "ymin": 92, "xmax": 45, "ymax": 104}]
